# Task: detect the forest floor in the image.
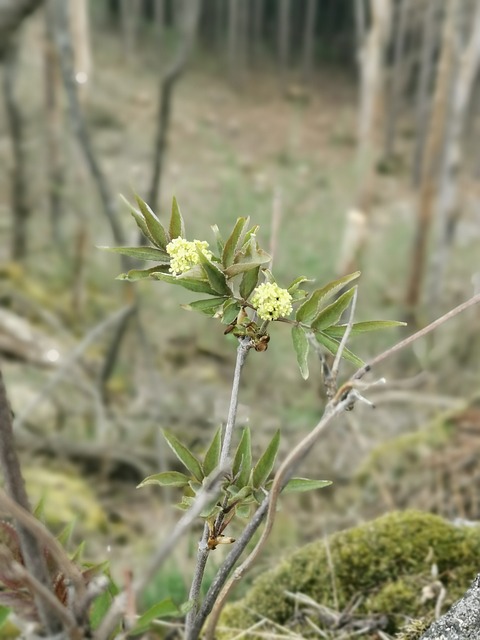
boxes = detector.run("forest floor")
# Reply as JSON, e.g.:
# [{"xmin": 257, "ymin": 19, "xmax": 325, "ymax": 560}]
[{"xmin": 1, "ymin": 17, "xmax": 480, "ymax": 610}]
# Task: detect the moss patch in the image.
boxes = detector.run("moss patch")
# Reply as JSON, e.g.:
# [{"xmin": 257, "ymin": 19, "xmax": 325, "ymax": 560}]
[{"xmin": 218, "ymin": 511, "xmax": 480, "ymax": 639}]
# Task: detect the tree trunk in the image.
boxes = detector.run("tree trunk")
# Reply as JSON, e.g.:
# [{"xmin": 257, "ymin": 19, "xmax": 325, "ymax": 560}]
[
  {"xmin": 428, "ymin": 0, "xmax": 480, "ymax": 315},
  {"xmin": 383, "ymin": 0, "xmax": 412, "ymax": 163},
  {"xmin": 44, "ymin": 0, "xmax": 65, "ymax": 245},
  {"xmin": 120, "ymin": 0, "xmax": 140, "ymax": 64},
  {"xmin": 251, "ymin": 0, "xmax": 264, "ymax": 63},
  {"xmin": 411, "ymin": 0, "xmax": 438, "ymax": 187},
  {"xmin": 404, "ymin": 0, "xmax": 457, "ymax": 323},
  {"xmin": 52, "ymin": 0, "xmax": 126, "ymax": 254},
  {"xmin": 70, "ymin": 0, "xmax": 91, "ymax": 99},
  {"xmin": 277, "ymin": 0, "xmax": 291, "ymax": 92},
  {"xmin": 302, "ymin": 0, "xmax": 317, "ymax": 84},
  {"xmin": 337, "ymin": 0, "xmax": 392, "ymax": 276},
  {"xmin": 3, "ymin": 42, "xmax": 30, "ymax": 260},
  {"xmin": 147, "ymin": 0, "xmax": 202, "ymax": 220},
  {"xmin": 0, "ymin": 0, "xmax": 45, "ymax": 58}
]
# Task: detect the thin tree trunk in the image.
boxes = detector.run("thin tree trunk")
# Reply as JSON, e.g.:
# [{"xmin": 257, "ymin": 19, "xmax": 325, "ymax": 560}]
[
  {"xmin": 120, "ymin": 0, "xmax": 140, "ymax": 64},
  {"xmin": 52, "ymin": 0, "xmax": 126, "ymax": 253},
  {"xmin": 383, "ymin": 0, "xmax": 412, "ymax": 162},
  {"xmin": 411, "ymin": 0, "xmax": 438, "ymax": 187},
  {"xmin": 0, "ymin": 0, "xmax": 45, "ymax": 58},
  {"xmin": 147, "ymin": 0, "xmax": 202, "ymax": 219},
  {"xmin": 153, "ymin": 0, "xmax": 165, "ymax": 39},
  {"xmin": 44, "ymin": 0, "xmax": 64, "ymax": 245},
  {"xmin": 404, "ymin": 0, "xmax": 457, "ymax": 323},
  {"xmin": 277, "ymin": 0, "xmax": 291, "ymax": 92},
  {"xmin": 337, "ymin": 0, "xmax": 392, "ymax": 276},
  {"xmin": 228, "ymin": 0, "xmax": 240, "ymax": 86},
  {"xmin": 252, "ymin": 0, "xmax": 264, "ymax": 63},
  {"xmin": 3, "ymin": 42, "xmax": 30, "ymax": 260},
  {"xmin": 70, "ymin": 0, "xmax": 91, "ymax": 99},
  {"xmin": 428, "ymin": 0, "xmax": 480, "ymax": 315},
  {"xmin": 302, "ymin": 0, "xmax": 317, "ymax": 84}
]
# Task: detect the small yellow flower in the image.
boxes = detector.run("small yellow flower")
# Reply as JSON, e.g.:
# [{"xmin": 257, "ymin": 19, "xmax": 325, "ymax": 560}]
[
  {"xmin": 166, "ymin": 238, "xmax": 213, "ymax": 275},
  {"xmin": 251, "ymin": 282, "xmax": 293, "ymax": 321}
]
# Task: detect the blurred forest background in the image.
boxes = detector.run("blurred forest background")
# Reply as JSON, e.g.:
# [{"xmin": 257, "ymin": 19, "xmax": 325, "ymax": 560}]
[{"xmin": 1, "ymin": 0, "xmax": 480, "ymax": 609}]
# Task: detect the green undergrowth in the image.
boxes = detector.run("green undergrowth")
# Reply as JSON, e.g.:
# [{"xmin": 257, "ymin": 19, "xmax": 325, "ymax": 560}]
[{"xmin": 218, "ymin": 510, "xmax": 480, "ymax": 639}]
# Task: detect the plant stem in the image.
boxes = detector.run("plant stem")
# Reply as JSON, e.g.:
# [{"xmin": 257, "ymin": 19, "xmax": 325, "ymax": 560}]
[{"xmin": 185, "ymin": 336, "xmax": 251, "ymax": 639}]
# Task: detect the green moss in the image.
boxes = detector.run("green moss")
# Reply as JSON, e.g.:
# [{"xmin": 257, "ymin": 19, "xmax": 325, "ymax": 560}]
[{"xmin": 219, "ymin": 511, "xmax": 480, "ymax": 639}]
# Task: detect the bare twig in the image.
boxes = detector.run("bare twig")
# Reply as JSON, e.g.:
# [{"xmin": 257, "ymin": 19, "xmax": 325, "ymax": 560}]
[
  {"xmin": 0, "ymin": 368, "xmax": 63, "ymax": 634},
  {"xmin": 13, "ymin": 304, "xmax": 134, "ymax": 431}
]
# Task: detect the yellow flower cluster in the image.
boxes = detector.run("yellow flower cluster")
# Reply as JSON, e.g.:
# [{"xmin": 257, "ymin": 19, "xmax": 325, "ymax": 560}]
[
  {"xmin": 251, "ymin": 282, "xmax": 293, "ymax": 321},
  {"xmin": 166, "ymin": 238, "xmax": 212, "ymax": 275}
]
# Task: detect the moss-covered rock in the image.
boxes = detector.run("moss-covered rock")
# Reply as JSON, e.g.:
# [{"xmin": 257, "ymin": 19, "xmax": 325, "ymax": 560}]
[{"xmin": 218, "ymin": 511, "xmax": 480, "ymax": 639}]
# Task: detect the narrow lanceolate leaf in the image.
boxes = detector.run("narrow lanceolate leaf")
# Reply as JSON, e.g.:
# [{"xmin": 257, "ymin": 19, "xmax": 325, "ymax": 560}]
[
  {"xmin": 281, "ymin": 478, "xmax": 332, "ymax": 494},
  {"xmin": 252, "ymin": 430, "xmax": 280, "ymax": 490},
  {"xmin": 224, "ymin": 235, "xmax": 271, "ymax": 278},
  {"xmin": 136, "ymin": 471, "xmax": 191, "ymax": 488},
  {"xmin": 150, "ymin": 272, "xmax": 219, "ymax": 295},
  {"xmin": 203, "ymin": 427, "xmax": 222, "ymax": 476},
  {"xmin": 233, "ymin": 427, "xmax": 252, "ymax": 488},
  {"xmin": 221, "ymin": 299, "xmax": 241, "ymax": 325},
  {"xmin": 182, "ymin": 297, "xmax": 227, "ymax": 316},
  {"xmin": 135, "ymin": 194, "xmax": 169, "ymax": 250},
  {"xmin": 162, "ymin": 430, "xmax": 204, "ymax": 482},
  {"xmin": 211, "ymin": 224, "xmax": 225, "ymax": 254},
  {"xmin": 295, "ymin": 271, "xmax": 361, "ymax": 323},
  {"xmin": 239, "ymin": 266, "xmax": 260, "ymax": 299},
  {"xmin": 100, "ymin": 246, "xmax": 170, "ymax": 262},
  {"xmin": 120, "ymin": 194, "xmax": 154, "ymax": 244},
  {"xmin": 116, "ymin": 265, "xmax": 170, "ymax": 281},
  {"xmin": 241, "ymin": 225, "xmax": 260, "ymax": 247},
  {"xmin": 287, "ymin": 276, "xmax": 314, "ymax": 294},
  {"xmin": 291, "ymin": 325, "xmax": 310, "ymax": 380},
  {"xmin": 131, "ymin": 599, "xmax": 181, "ymax": 635},
  {"xmin": 316, "ymin": 332, "xmax": 364, "ymax": 367},
  {"xmin": 311, "ymin": 287, "xmax": 356, "ymax": 332},
  {"xmin": 222, "ymin": 217, "xmax": 249, "ymax": 267},
  {"xmin": 196, "ymin": 248, "xmax": 231, "ymax": 295},
  {"xmin": 323, "ymin": 320, "xmax": 406, "ymax": 338},
  {"xmin": 169, "ymin": 196, "xmax": 185, "ymax": 240}
]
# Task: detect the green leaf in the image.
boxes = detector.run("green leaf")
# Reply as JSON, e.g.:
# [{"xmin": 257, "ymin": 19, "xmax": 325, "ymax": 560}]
[
  {"xmin": 211, "ymin": 224, "xmax": 225, "ymax": 254},
  {"xmin": 120, "ymin": 194, "xmax": 156, "ymax": 245},
  {"xmin": 131, "ymin": 598, "xmax": 182, "ymax": 635},
  {"xmin": 89, "ymin": 579, "xmax": 119, "ymax": 630},
  {"xmin": 316, "ymin": 332, "xmax": 364, "ymax": 367},
  {"xmin": 241, "ymin": 225, "xmax": 260, "ymax": 247},
  {"xmin": 182, "ymin": 297, "xmax": 227, "ymax": 316},
  {"xmin": 162, "ymin": 430, "xmax": 204, "ymax": 482},
  {"xmin": 223, "ymin": 234, "xmax": 271, "ymax": 278},
  {"xmin": 169, "ymin": 196, "xmax": 185, "ymax": 240},
  {"xmin": 233, "ymin": 427, "xmax": 252, "ymax": 488},
  {"xmin": 135, "ymin": 194, "xmax": 169, "ymax": 249},
  {"xmin": 222, "ymin": 217, "xmax": 249, "ymax": 267},
  {"xmin": 311, "ymin": 287, "xmax": 356, "ymax": 331},
  {"xmin": 100, "ymin": 245, "xmax": 170, "ymax": 262},
  {"xmin": 57, "ymin": 521, "xmax": 75, "ymax": 546},
  {"xmin": 196, "ymin": 248, "xmax": 231, "ymax": 295},
  {"xmin": 281, "ymin": 478, "xmax": 332, "ymax": 493},
  {"xmin": 221, "ymin": 299, "xmax": 241, "ymax": 325},
  {"xmin": 236, "ymin": 504, "xmax": 251, "ymax": 518},
  {"xmin": 203, "ymin": 427, "xmax": 222, "ymax": 476},
  {"xmin": 150, "ymin": 272, "xmax": 219, "ymax": 295},
  {"xmin": 239, "ymin": 266, "xmax": 260, "ymax": 299},
  {"xmin": 116, "ymin": 265, "xmax": 170, "ymax": 281},
  {"xmin": 323, "ymin": 320, "xmax": 406, "ymax": 338},
  {"xmin": 291, "ymin": 325, "xmax": 310, "ymax": 380},
  {"xmin": 252, "ymin": 430, "xmax": 280, "ymax": 490},
  {"xmin": 287, "ymin": 276, "xmax": 314, "ymax": 294},
  {"xmin": 137, "ymin": 471, "xmax": 191, "ymax": 488},
  {"xmin": 295, "ymin": 271, "xmax": 361, "ymax": 323}
]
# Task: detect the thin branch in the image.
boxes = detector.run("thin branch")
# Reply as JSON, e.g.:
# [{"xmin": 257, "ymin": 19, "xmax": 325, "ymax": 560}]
[
  {"xmin": 14, "ymin": 304, "xmax": 134, "ymax": 431},
  {"xmin": 354, "ymin": 291, "xmax": 480, "ymax": 380},
  {"xmin": 185, "ymin": 336, "xmax": 252, "ymax": 638},
  {"xmin": 96, "ymin": 465, "xmax": 227, "ymax": 640},
  {"xmin": 0, "ymin": 368, "xmax": 63, "ymax": 635},
  {"xmin": 0, "ymin": 489, "xmax": 84, "ymax": 592},
  {"xmin": 0, "ymin": 547, "xmax": 78, "ymax": 636}
]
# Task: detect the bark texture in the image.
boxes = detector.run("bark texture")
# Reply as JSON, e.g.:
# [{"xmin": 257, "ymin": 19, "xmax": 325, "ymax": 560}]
[{"xmin": 0, "ymin": 0, "xmax": 45, "ymax": 58}]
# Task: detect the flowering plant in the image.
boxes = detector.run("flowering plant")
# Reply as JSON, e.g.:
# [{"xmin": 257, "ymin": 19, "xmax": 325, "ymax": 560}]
[{"xmin": 103, "ymin": 194, "xmax": 403, "ymax": 637}]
